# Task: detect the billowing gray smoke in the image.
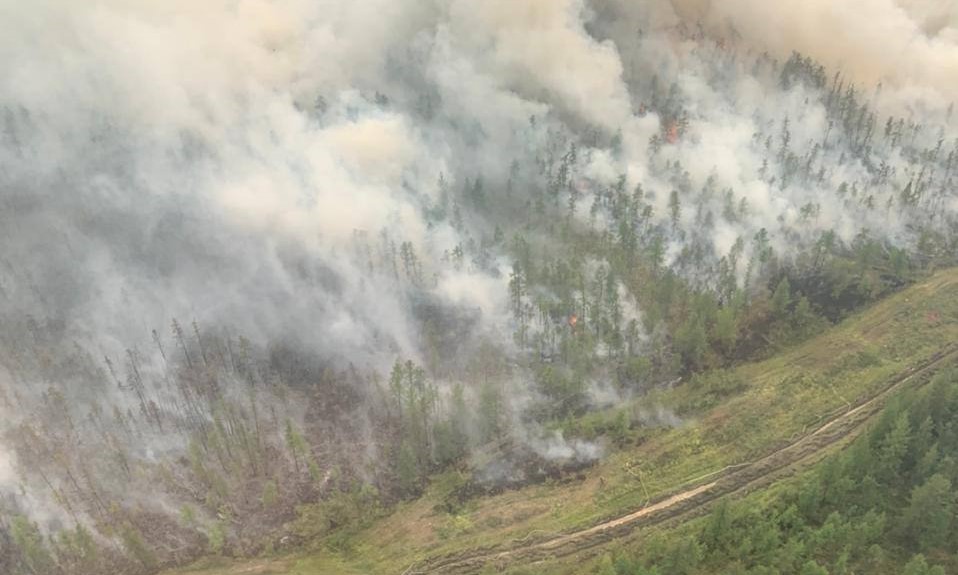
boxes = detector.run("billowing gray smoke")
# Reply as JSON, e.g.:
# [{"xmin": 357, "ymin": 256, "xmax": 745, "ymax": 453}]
[
  {"xmin": 665, "ymin": 0, "xmax": 958, "ymax": 105},
  {"xmin": 0, "ymin": 0, "xmax": 955, "ymax": 550}
]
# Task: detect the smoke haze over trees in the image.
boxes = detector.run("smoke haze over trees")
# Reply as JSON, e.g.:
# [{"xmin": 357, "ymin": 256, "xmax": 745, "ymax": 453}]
[{"xmin": 0, "ymin": 0, "xmax": 955, "ymax": 573}]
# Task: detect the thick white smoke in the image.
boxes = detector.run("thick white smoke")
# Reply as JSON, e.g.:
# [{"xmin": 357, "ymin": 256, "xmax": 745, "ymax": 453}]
[
  {"xmin": 0, "ymin": 446, "xmax": 13, "ymax": 486},
  {"xmin": 0, "ymin": 0, "xmax": 955, "ymax": 540},
  {"xmin": 667, "ymin": 0, "xmax": 958, "ymax": 106}
]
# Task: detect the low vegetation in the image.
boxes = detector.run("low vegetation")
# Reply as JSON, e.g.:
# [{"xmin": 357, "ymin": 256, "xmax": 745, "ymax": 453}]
[{"xmin": 160, "ymin": 269, "xmax": 958, "ymax": 574}]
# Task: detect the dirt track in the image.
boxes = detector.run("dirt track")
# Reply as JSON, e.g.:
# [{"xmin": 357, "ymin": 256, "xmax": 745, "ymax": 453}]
[{"xmin": 413, "ymin": 345, "xmax": 958, "ymax": 574}]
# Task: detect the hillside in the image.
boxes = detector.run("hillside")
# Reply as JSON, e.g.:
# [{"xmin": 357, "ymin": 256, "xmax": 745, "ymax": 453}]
[
  {"xmin": 2, "ymin": 3, "xmax": 957, "ymax": 575},
  {"xmin": 164, "ymin": 268, "xmax": 958, "ymax": 574}
]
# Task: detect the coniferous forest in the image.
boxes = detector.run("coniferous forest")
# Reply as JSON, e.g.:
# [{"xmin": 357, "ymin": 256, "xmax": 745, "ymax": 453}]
[{"xmin": 0, "ymin": 1, "xmax": 956, "ymax": 574}]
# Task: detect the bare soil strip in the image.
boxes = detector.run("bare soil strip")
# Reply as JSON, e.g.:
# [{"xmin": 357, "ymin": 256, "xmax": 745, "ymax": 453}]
[{"xmin": 415, "ymin": 345, "xmax": 958, "ymax": 574}]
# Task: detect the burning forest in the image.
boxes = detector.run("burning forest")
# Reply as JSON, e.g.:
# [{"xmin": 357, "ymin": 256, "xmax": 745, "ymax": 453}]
[{"xmin": 0, "ymin": 0, "xmax": 956, "ymax": 573}]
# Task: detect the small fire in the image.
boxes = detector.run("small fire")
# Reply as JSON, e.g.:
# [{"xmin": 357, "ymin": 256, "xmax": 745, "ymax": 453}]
[
  {"xmin": 665, "ymin": 122, "xmax": 679, "ymax": 144},
  {"xmin": 568, "ymin": 314, "xmax": 578, "ymax": 328}
]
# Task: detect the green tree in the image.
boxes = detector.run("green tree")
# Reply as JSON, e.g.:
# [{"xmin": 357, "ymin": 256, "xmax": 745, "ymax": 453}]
[
  {"xmin": 262, "ymin": 480, "xmax": 279, "ymax": 507},
  {"xmin": 674, "ymin": 315, "xmax": 708, "ymax": 371},
  {"xmin": 903, "ymin": 554, "xmax": 946, "ymax": 575},
  {"xmin": 878, "ymin": 411, "xmax": 911, "ymax": 483},
  {"xmin": 800, "ymin": 560, "xmax": 829, "ymax": 575},
  {"xmin": 701, "ymin": 499, "xmax": 733, "ymax": 555},
  {"xmin": 596, "ymin": 553, "xmax": 616, "ymax": 575},
  {"xmin": 120, "ymin": 523, "xmax": 157, "ymax": 570},
  {"xmin": 284, "ymin": 419, "xmax": 309, "ymax": 475},
  {"xmin": 207, "ymin": 521, "xmax": 226, "ymax": 555},
  {"xmin": 901, "ymin": 473, "xmax": 953, "ymax": 550},
  {"xmin": 180, "ymin": 504, "xmax": 197, "ymax": 525},
  {"xmin": 771, "ymin": 277, "xmax": 792, "ymax": 317},
  {"xmin": 711, "ymin": 307, "xmax": 738, "ymax": 356},
  {"xmin": 668, "ymin": 190, "xmax": 682, "ymax": 230},
  {"xmin": 434, "ymin": 384, "xmax": 470, "ymax": 466},
  {"xmin": 11, "ymin": 516, "xmax": 55, "ymax": 575},
  {"xmin": 660, "ymin": 537, "xmax": 702, "ymax": 574},
  {"xmin": 396, "ymin": 442, "xmax": 420, "ymax": 496},
  {"xmin": 478, "ymin": 381, "xmax": 504, "ymax": 443}
]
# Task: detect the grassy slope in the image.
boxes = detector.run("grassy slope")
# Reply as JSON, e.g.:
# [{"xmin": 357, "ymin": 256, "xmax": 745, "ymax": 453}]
[{"xmin": 166, "ymin": 268, "xmax": 958, "ymax": 575}]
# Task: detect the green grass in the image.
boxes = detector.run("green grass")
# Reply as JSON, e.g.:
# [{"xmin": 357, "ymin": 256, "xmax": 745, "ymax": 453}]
[
  {"xmin": 165, "ymin": 554, "xmax": 366, "ymax": 575},
  {"xmin": 165, "ymin": 269, "xmax": 958, "ymax": 575},
  {"xmin": 496, "ymin": 476, "xmax": 797, "ymax": 575}
]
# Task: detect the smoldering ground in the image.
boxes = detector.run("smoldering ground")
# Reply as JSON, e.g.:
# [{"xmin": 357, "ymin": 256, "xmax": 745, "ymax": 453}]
[{"xmin": 0, "ymin": 0, "xmax": 955, "ymax": 554}]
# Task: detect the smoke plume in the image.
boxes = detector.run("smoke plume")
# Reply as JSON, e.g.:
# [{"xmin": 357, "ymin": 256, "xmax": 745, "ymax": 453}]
[{"xmin": 0, "ymin": 0, "xmax": 954, "ymax": 559}]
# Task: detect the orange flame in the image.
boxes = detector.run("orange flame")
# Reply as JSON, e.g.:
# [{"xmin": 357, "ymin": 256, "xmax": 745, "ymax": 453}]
[{"xmin": 666, "ymin": 122, "xmax": 679, "ymax": 144}]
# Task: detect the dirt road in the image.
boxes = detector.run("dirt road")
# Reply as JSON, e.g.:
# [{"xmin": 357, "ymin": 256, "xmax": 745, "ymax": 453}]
[{"xmin": 414, "ymin": 345, "xmax": 958, "ymax": 574}]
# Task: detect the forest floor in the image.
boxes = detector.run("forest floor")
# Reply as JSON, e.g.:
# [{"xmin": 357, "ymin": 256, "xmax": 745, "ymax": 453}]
[{"xmin": 165, "ymin": 268, "xmax": 958, "ymax": 575}]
